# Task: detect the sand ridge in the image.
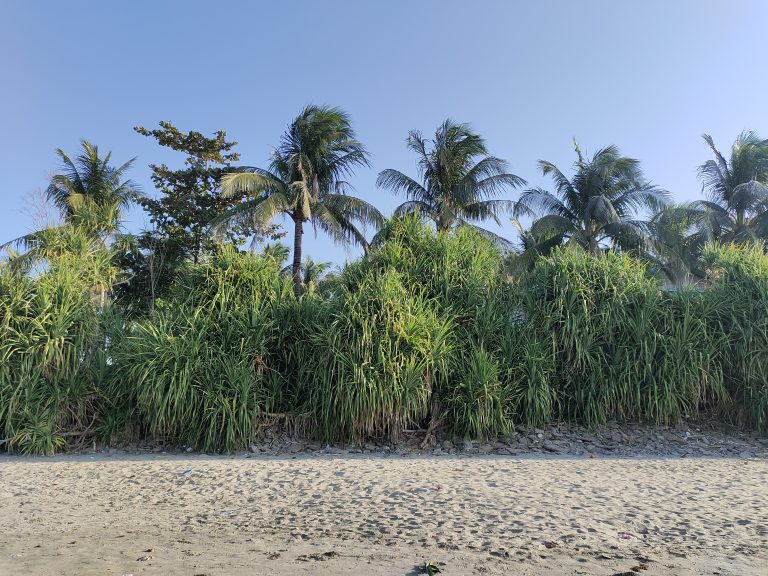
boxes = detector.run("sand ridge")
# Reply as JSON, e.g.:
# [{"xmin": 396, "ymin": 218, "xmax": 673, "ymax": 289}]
[{"xmin": 1, "ymin": 454, "xmax": 766, "ymax": 575}]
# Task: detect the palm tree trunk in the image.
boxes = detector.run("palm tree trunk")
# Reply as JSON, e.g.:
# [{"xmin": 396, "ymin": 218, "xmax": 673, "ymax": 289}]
[
  {"xmin": 586, "ymin": 223, "xmax": 600, "ymax": 255},
  {"xmin": 291, "ymin": 217, "xmax": 304, "ymax": 295},
  {"xmin": 736, "ymin": 209, "xmax": 745, "ymax": 229}
]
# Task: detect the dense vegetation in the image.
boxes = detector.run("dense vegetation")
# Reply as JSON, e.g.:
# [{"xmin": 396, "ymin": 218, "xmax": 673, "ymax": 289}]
[{"xmin": 2, "ymin": 106, "xmax": 768, "ymax": 454}]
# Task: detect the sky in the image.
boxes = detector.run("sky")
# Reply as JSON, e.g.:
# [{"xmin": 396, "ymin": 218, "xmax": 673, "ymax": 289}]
[{"xmin": 2, "ymin": 0, "xmax": 767, "ymax": 265}]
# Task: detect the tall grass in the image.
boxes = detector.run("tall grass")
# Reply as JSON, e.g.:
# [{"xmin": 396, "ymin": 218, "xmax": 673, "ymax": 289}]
[
  {"xmin": 517, "ymin": 248, "xmax": 727, "ymax": 427},
  {"xmin": 3, "ymin": 218, "xmax": 768, "ymax": 454},
  {"xmin": 341, "ymin": 217, "xmax": 515, "ymax": 439},
  {"xmin": 108, "ymin": 248, "xmax": 293, "ymax": 452},
  {"xmin": 0, "ymin": 228, "xmax": 112, "ymax": 454},
  {"xmin": 288, "ymin": 270, "xmax": 453, "ymax": 441},
  {"xmin": 702, "ymin": 243, "xmax": 768, "ymax": 430}
]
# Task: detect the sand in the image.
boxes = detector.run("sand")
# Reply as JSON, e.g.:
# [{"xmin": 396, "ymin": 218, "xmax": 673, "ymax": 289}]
[{"xmin": 1, "ymin": 454, "xmax": 766, "ymax": 575}]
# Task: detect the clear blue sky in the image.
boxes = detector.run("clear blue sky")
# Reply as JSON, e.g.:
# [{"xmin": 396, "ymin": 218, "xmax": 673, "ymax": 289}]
[{"xmin": 2, "ymin": 1, "xmax": 766, "ymax": 264}]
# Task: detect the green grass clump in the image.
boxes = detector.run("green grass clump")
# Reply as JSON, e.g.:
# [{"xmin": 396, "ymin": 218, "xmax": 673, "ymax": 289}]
[
  {"xmin": 108, "ymin": 247, "xmax": 293, "ymax": 452},
  {"xmin": 0, "ymin": 231, "xmax": 112, "ymax": 455},
  {"xmin": 288, "ymin": 269, "xmax": 453, "ymax": 442},
  {"xmin": 702, "ymin": 243, "xmax": 768, "ymax": 430},
  {"xmin": 516, "ymin": 248, "xmax": 726, "ymax": 427},
  {"xmin": 341, "ymin": 217, "xmax": 515, "ymax": 439},
  {"xmin": 4, "ymin": 219, "xmax": 768, "ymax": 455}
]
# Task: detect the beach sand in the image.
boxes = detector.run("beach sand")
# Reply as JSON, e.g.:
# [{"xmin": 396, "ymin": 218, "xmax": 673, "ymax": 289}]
[{"xmin": 1, "ymin": 454, "xmax": 766, "ymax": 575}]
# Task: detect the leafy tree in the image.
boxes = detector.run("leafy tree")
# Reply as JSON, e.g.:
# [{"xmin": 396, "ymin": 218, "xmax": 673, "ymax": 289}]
[
  {"xmin": 214, "ymin": 105, "xmax": 383, "ymax": 293},
  {"xmin": 134, "ymin": 121, "xmax": 281, "ymax": 263},
  {"xmin": 514, "ymin": 140, "xmax": 669, "ymax": 256},
  {"xmin": 111, "ymin": 230, "xmax": 186, "ymax": 315},
  {"xmin": 376, "ymin": 119, "xmax": 524, "ymax": 238}
]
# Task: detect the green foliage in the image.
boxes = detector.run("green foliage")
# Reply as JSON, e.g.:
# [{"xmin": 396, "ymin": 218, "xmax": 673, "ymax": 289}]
[
  {"xmin": 421, "ymin": 562, "xmax": 443, "ymax": 575},
  {"xmin": 135, "ymin": 121, "xmax": 282, "ymax": 264},
  {"xmin": 696, "ymin": 132, "xmax": 768, "ymax": 243},
  {"xmin": 0, "ymin": 227, "xmax": 111, "ymax": 455},
  {"xmin": 377, "ymin": 119, "xmax": 524, "ymax": 235},
  {"xmin": 111, "ymin": 231, "xmax": 187, "ymax": 315},
  {"xmin": 702, "ymin": 243, "xmax": 768, "ymax": 430},
  {"xmin": 341, "ymin": 216, "xmax": 515, "ymax": 439},
  {"xmin": 287, "ymin": 270, "xmax": 453, "ymax": 441},
  {"xmin": 645, "ymin": 132, "xmax": 768, "ymax": 283},
  {"xmin": 4, "ymin": 218, "xmax": 768, "ymax": 455},
  {"xmin": 215, "ymin": 105, "xmax": 382, "ymax": 294},
  {"xmin": 46, "ymin": 140, "xmax": 140, "ymax": 235},
  {"xmin": 109, "ymin": 247, "xmax": 293, "ymax": 452},
  {"xmin": 515, "ymin": 141, "xmax": 669, "ymax": 256},
  {"xmin": 517, "ymin": 248, "xmax": 726, "ymax": 427}
]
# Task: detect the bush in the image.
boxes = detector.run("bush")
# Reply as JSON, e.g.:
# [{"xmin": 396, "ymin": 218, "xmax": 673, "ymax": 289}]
[
  {"xmin": 108, "ymin": 248, "xmax": 293, "ymax": 452},
  {"xmin": 341, "ymin": 217, "xmax": 515, "ymax": 439},
  {"xmin": 0, "ymin": 235, "xmax": 111, "ymax": 455},
  {"xmin": 4, "ymin": 219, "xmax": 768, "ymax": 455},
  {"xmin": 702, "ymin": 243, "xmax": 768, "ymax": 430},
  {"xmin": 288, "ymin": 270, "xmax": 453, "ymax": 442},
  {"xmin": 516, "ymin": 248, "xmax": 726, "ymax": 427}
]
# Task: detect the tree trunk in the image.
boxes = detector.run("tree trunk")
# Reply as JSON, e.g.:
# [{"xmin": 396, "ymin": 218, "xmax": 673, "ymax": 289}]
[
  {"xmin": 291, "ymin": 217, "xmax": 304, "ymax": 295},
  {"xmin": 736, "ymin": 208, "xmax": 745, "ymax": 230}
]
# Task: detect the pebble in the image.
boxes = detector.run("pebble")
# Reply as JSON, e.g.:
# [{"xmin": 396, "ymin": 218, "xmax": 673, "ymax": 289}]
[{"xmin": 89, "ymin": 421, "xmax": 768, "ymax": 460}]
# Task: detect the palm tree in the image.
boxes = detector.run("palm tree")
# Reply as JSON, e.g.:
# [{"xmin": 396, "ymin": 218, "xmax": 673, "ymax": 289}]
[
  {"xmin": 3, "ymin": 141, "xmax": 139, "ymax": 267},
  {"xmin": 283, "ymin": 256, "xmax": 332, "ymax": 292},
  {"xmin": 640, "ymin": 132, "xmax": 768, "ymax": 286},
  {"xmin": 694, "ymin": 131, "xmax": 768, "ymax": 242},
  {"xmin": 376, "ymin": 119, "xmax": 525, "ymax": 238},
  {"xmin": 514, "ymin": 140, "xmax": 669, "ymax": 256},
  {"xmin": 502, "ymin": 218, "xmax": 564, "ymax": 277},
  {"xmin": 643, "ymin": 203, "xmax": 706, "ymax": 285},
  {"xmin": 213, "ymin": 105, "xmax": 383, "ymax": 294},
  {"xmin": 46, "ymin": 140, "xmax": 140, "ymax": 236}
]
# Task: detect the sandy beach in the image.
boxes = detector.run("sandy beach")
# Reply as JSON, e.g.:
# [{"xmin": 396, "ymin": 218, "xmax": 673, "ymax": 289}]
[{"xmin": 1, "ymin": 454, "xmax": 766, "ymax": 576}]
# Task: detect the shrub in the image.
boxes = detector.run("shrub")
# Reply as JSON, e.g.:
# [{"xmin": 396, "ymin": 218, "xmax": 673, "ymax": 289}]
[
  {"xmin": 0, "ymin": 236, "xmax": 110, "ymax": 455},
  {"xmin": 516, "ymin": 248, "xmax": 726, "ymax": 427},
  {"xmin": 4, "ymin": 219, "xmax": 768, "ymax": 455},
  {"xmin": 702, "ymin": 243, "xmax": 768, "ymax": 430},
  {"xmin": 342, "ymin": 217, "xmax": 515, "ymax": 439},
  {"xmin": 108, "ymin": 248, "xmax": 292, "ymax": 452}
]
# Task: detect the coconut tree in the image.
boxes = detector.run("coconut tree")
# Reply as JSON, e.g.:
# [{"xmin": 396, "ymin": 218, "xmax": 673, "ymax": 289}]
[
  {"xmin": 213, "ymin": 105, "xmax": 383, "ymax": 294},
  {"xmin": 46, "ymin": 140, "xmax": 140, "ymax": 236},
  {"xmin": 376, "ymin": 119, "xmax": 525, "ymax": 238},
  {"xmin": 643, "ymin": 132, "xmax": 768, "ymax": 285},
  {"xmin": 3, "ymin": 141, "xmax": 139, "ymax": 270},
  {"xmin": 502, "ymin": 218, "xmax": 565, "ymax": 277},
  {"xmin": 641, "ymin": 203, "xmax": 707, "ymax": 285},
  {"xmin": 694, "ymin": 131, "xmax": 768, "ymax": 242},
  {"xmin": 514, "ymin": 141, "xmax": 669, "ymax": 256}
]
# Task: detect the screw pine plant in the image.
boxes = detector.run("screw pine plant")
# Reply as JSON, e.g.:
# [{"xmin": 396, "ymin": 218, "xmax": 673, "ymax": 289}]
[{"xmin": 4, "ymin": 219, "xmax": 768, "ymax": 454}]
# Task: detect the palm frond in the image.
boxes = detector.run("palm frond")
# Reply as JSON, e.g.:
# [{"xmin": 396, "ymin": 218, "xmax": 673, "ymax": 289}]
[
  {"xmin": 209, "ymin": 193, "xmax": 290, "ymax": 237},
  {"xmin": 376, "ymin": 169, "xmax": 430, "ymax": 202}
]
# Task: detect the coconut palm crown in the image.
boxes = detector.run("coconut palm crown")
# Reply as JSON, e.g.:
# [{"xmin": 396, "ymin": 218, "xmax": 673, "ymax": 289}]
[
  {"xmin": 514, "ymin": 140, "xmax": 669, "ymax": 255},
  {"xmin": 46, "ymin": 140, "xmax": 140, "ymax": 234},
  {"xmin": 213, "ymin": 105, "xmax": 383, "ymax": 293},
  {"xmin": 693, "ymin": 131, "xmax": 768, "ymax": 242},
  {"xmin": 376, "ymin": 119, "xmax": 525, "ymax": 239}
]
